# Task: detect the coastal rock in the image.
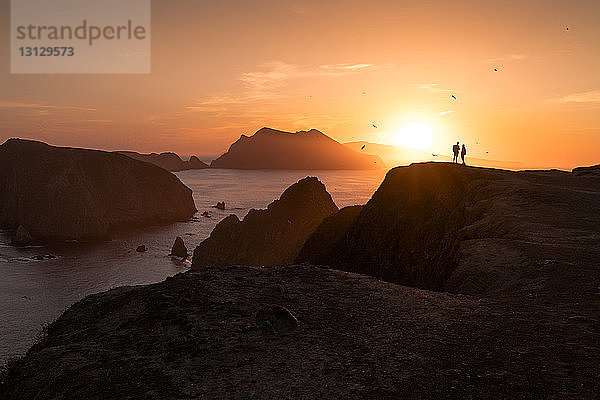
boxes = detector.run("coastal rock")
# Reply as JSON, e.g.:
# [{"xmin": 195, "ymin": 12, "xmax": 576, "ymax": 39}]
[
  {"xmin": 192, "ymin": 177, "xmax": 338, "ymax": 268},
  {"xmin": 213, "ymin": 201, "xmax": 226, "ymax": 210},
  {"xmin": 299, "ymin": 162, "xmax": 600, "ymax": 297},
  {"xmin": 116, "ymin": 151, "xmax": 209, "ymax": 172},
  {"xmin": 170, "ymin": 237, "xmax": 188, "ymax": 257},
  {"xmin": 210, "ymin": 127, "xmax": 383, "ymax": 170},
  {"xmin": 0, "ymin": 139, "xmax": 197, "ymax": 242},
  {"xmin": 12, "ymin": 225, "xmax": 34, "ymax": 246},
  {"xmin": 187, "ymin": 156, "xmax": 208, "ymax": 170}
]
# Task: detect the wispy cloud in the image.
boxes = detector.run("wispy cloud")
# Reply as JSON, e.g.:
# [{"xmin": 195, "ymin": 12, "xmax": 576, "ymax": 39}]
[
  {"xmin": 553, "ymin": 90, "xmax": 600, "ymax": 104},
  {"xmin": 484, "ymin": 54, "xmax": 527, "ymax": 64},
  {"xmin": 239, "ymin": 61, "xmax": 379, "ymax": 98},
  {"xmin": 290, "ymin": 5, "xmax": 308, "ymax": 15},
  {"xmin": 417, "ymin": 83, "xmax": 456, "ymax": 93},
  {"xmin": 438, "ymin": 110, "xmax": 455, "ymax": 116},
  {"xmin": 0, "ymin": 101, "xmax": 96, "ymax": 112}
]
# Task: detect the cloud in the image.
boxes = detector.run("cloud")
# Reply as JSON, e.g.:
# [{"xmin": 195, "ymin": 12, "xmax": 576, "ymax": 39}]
[
  {"xmin": 438, "ymin": 110, "xmax": 455, "ymax": 116},
  {"xmin": 484, "ymin": 54, "xmax": 527, "ymax": 64},
  {"xmin": 417, "ymin": 83, "xmax": 456, "ymax": 93},
  {"xmin": 239, "ymin": 61, "xmax": 379, "ymax": 98},
  {"xmin": 554, "ymin": 90, "xmax": 600, "ymax": 104},
  {"xmin": 0, "ymin": 101, "xmax": 96, "ymax": 112},
  {"xmin": 290, "ymin": 5, "xmax": 308, "ymax": 15}
]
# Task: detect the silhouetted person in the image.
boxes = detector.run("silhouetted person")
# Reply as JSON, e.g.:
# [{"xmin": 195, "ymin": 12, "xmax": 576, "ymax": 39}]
[
  {"xmin": 461, "ymin": 144, "xmax": 467, "ymax": 165},
  {"xmin": 452, "ymin": 142, "xmax": 460, "ymax": 163}
]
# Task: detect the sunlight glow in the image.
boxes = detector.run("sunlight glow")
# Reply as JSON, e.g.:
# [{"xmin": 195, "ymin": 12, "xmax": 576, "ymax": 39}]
[{"xmin": 392, "ymin": 122, "xmax": 435, "ymax": 150}]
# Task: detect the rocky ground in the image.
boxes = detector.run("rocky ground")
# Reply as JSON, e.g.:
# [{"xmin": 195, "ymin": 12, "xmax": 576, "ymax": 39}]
[{"xmin": 1, "ymin": 265, "xmax": 598, "ymax": 399}]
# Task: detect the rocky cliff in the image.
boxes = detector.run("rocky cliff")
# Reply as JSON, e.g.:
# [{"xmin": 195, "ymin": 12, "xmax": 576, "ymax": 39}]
[
  {"xmin": 0, "ymin": 139, "xmax": 197, "ymax": 242},
  {"xmin": 210, "ymin": 127, "xmax": 383, "ymax": 170},
  {"xmin": 192, "ymin": 177, "xmax": 338, "ymax": 268},
  {"xmin": 116, "ymin": 151, "xmax": 209, "ymax": 172},
  {"xmin": 298, "ymin": 162, "xmax": 600, "ymax": 298}
]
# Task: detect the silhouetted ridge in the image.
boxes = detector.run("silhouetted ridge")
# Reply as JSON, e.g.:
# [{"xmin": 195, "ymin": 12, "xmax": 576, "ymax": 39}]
[
  {"xmin": 116, "ymin": 151, "xmax": 209, "ymax": 172},
  {"xmin": 0, "ymin": 139, "xmax": 197, "ymax": 242},
  {"xmin": 210, "ymin": 127, "xmax": 383, "ymax": 170}
]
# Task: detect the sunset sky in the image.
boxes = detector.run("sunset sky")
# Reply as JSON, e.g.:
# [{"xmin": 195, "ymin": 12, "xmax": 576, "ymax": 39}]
[{"xmin": 1, "ymin": 0, "xmax": 599, "ymax": 169}]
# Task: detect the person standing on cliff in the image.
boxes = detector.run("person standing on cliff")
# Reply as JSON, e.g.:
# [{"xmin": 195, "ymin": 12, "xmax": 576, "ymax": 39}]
[
  {"xmin": 461, "ymin": 144, "xmax": 467, "ymax": 165},
  {"xmin": 452, "ymin": 142, "xmax": 460, "ymax": 163}
]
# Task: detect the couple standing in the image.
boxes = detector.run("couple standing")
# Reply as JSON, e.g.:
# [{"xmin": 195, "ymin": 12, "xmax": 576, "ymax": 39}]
[{"xmin": 452, "ymin": 142, "xmax": 467, "ymax": 164}]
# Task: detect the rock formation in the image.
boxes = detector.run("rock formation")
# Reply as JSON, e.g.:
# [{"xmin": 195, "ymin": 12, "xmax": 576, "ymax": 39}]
[
  {"xmin": 210, "ymin": 127, "xmax": 383, "ymax": 170},
  {"xmin": 11, "ymin": 225, "xmax": 34, "ymax": 246},
  {"xmin": 116, "ymin": 151, "xmax": 209, "ymax": 172},
  {"xmin": 192, "ymin": 177, "xmax": 338, "ymax": 268},
  {"xmin": 0, "ymin": 139, "xmax": 197, "ymax": 242},
  {"xmin": 170, "ymin": 237, "xmax": 188, "ymax": 257},
  {"xmin": 298, "ymin": 162, "xmax": 600, "ymax": 297}
]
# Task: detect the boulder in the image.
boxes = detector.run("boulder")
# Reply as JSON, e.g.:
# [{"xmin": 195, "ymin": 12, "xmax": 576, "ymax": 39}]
[
  {"xmin": 256, "ymin": 304, "xmax": 298, "ymax": 335},
  {"xmin": 170, "ymin": 236, "xmax": 188, "ymax": 257},
  {"xmin": 136, "ymin": 245, "xmax": 147, "ymax": 253},
  {"xmin": 12, "ymin": 225, "xmax": 34, "ymax": 245},
  {"xmin": 0, "ymin": 139, "xmax": 196, "ymax": 242},
  {"xmin": 192, "ymin": 177, "xmax": 338, "ymax": 269},
  {"xmin": 213, "ymin": 201, "xmax": 226, "ymax": 210}
]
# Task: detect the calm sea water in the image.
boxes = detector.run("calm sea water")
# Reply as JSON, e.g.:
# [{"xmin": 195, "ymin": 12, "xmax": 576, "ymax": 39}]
[{"xmin": 0, "ymin": 169, "xmax": 386, "ymax": 366}]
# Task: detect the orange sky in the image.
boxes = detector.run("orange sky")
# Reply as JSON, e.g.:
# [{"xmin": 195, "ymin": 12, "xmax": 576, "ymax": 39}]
[{"xmin": 1, "ymin": 0, "xmax": 599, "ymax": 169}]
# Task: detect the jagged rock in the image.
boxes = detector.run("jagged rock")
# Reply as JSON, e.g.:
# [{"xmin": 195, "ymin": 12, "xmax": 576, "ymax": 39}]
[
  {"xmin": 12, "ymin": 225, "xmax": 34, "ymax": 245},
  {"xmin": 192, "ymin": 177, "xmax": 338, "ymax": 269},
  {"xmin": 210, "ymin": 127, "xmax": 383, "ymax": 170},
  {"xmin": 136, "ymin": 245, "xmax": 147, "ymax": 253},
  {"xmin": 171, "ymin": 237, "xmax": 188, "ymax": 257},
  {"xmin": 0, "ymin": 139, "xmax": 196, "ymax": 242},
  {"xmin": 201, "ymin": 211, "xmax": 211, "ymax": 218},
  {"xmin": 256, "ymin": 304, "xmax": 298, "ymax": 335},
  {"xmin": 213, "ymin": 201, "xmax": 226, "ymax": 210}
]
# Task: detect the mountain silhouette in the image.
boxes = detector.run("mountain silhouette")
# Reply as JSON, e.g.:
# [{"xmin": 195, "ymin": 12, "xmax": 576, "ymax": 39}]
[
  {"xmin": 116, "ymin": 151, "xmax": 209, "ymax": 172},
  {"xmin": 211, "ymin": 127, "xmax": 384, "ymax": 170}
]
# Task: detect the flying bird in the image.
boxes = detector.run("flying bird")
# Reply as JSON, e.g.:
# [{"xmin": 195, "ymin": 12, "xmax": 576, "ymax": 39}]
[
  {"xmin": 494, "ymin": 68, "xmax": 498, "ymax": 72},
  {"xmin": 451, "ymin": 94, "xmax": 457, "ymax": 100},
  {"xmin": 565, "ymin": 26, "xmax": 569, "ymax": 31},
  {"xmin": 21, "ymin": 296, "xmax": 31, "ymax": 301},
  {"xmin": 361, "ymin": 144, "xmax": 366, "ymax": 150},
  {"xmin": 432, "ymin": 154, "xmax": 438, "ymax": 157},
  {"xmin": 371, "ymin": 123, "xmax": 378, "ymax": 129}
]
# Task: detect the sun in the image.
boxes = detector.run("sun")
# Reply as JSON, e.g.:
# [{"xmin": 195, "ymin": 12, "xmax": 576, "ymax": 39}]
[{"xmin": 392, "ymin": 122, "xmax": 435, "ymax": 150}]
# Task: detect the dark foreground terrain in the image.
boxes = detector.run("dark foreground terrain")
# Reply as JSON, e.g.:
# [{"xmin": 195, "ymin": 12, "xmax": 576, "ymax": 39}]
[
  {"xmin": 2, "ymin": 163, "xmax": 599, "ymax": 399},
  {"xmin": 1, "ymin": 264, "xmax": 598, "ymax": 399}
]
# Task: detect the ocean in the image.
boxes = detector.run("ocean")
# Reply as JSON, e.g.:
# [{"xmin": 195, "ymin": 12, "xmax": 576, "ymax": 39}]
[{"xmin": 0, "ymin": 169, "xmax": 386, "ymax": 366}]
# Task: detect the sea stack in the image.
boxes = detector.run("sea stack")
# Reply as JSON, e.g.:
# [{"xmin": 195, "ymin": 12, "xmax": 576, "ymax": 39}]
[
  {"xmin": 192, "ymin": 177, "xmax": 338, "ymax": 268},
  {"xmin": 0, "ymin": 139, "xmax": 197, "ymax": 242}
]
